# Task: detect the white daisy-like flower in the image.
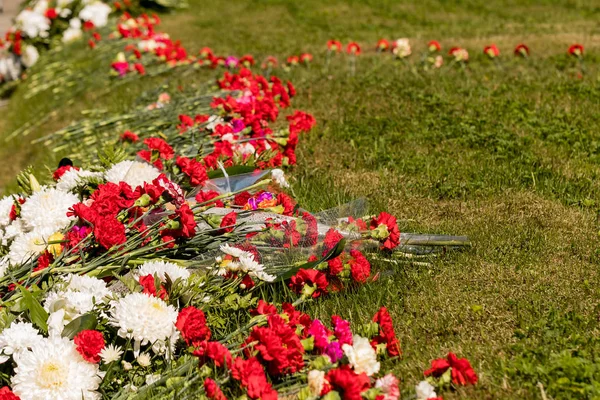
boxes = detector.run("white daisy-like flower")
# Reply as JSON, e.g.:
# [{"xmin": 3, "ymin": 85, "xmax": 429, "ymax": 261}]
[
  {"xmin": 11, "ymin": 336, "xmax": 101, "ymax": 400},
  {"xmin": 219, "ymin": 243, "xmax": 250, "ymax": 259},
  {"xmin": 239, "ymin": 254, "xmax": 275, "ymax": 282},
  {"xmin": 0, "ymin": 322, "xmax": 44, "ymax": 363},
  {"xmin": 271, "ymin": 169, "xmax": 290, "ymax": 188},
  {"xmin": 79, "ymin": 2, "xmax": 111, "ymax": 27},
  {"xmin": 0, "ymin": 257, "xmax": 9, "ymax": 279},
  {"xmin": 7, "ymin": 228, "xmax": 53, "ymax": 265},
  {"xmin": 342, "ymin": 335, "xmax": 380, "ymax": 376},
  {"xmin": 136, "ymin": 353, "xmax": 151, "ymax": 367},
  {"xmin": 135, "ymin": 260, "xmax": 190, "ymax": 283},
  {"xmin": 415, "ymin": 380, "xmax": 438, "ymax": 400},
  {"xmin": 3, "ymin": 219, "xmax": 25, "ymax": 243},
  {"xmin": 109, "ymin": 293, "xmax": 179, "ymax": 355},
  {"xmin": 105, "ymin": 160, "xmax": 160, "ymax": 189},
  {"xmin": 56, "ymin": 169, "xmax": 102, "ymax": 192},
  {"xmin": 0, "ymin": 195, "xmax": 15, "ymax": 228},
  {"xmin": 99, "ymin": 344, "xmax": 123, "ymax": 364},
  {"xmin": 20, "ymin": 187, "xmax": 78, "ymax": 233}
]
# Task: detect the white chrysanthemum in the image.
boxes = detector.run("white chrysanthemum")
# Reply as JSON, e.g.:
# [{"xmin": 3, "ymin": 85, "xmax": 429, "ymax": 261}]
[
  {"xmin": 21, "ymin": 45, "xmax": 39, "ymax": 68},
  {"xmin": 109, "ymin": 293, "xmax": 179, "ymax": 354},
  {"xmin": 105, "ymin": 160, "xmax": 160, "ymax": 188},
  {"xmin": 56, "ymin": 169, "xmax": 102, "ymax": 192},
  {"xmin": 342, "ymin": 335, "xmax": 380, "ymax": 376},
  {"xmin": 415, "ymin": 380, "xmax": 437, "ymax": 400},
  {"xmin": 219, "ymin": 243, "xmax": 250, "ymax": 259},
  {"xmin": 135, "ymin": 260, "xmax": 190, "ymax": 283},
  {"xmin": 20, "ymin": 187, "xmax": 78, "ymax": 232},
  {"xmin": 43, "ymin": 274, "xmax": 110, "ymax": 335},
  {"xmin": 3, "ymin": 219, "xmax": 25, "ymax": 243},
  {"xmin": 32, "ymin": 0, "xmax": 49, "ymax": 13},
  {"xmin": 136, "ymin": 353, "xmax": 151, "ymax": 367},
  {"xmin": 307, "ymin": 370, "xmax": 325, "ymax": 395},
  {"xmin": 0, "ymin": 195, "xmax": 14, "ymax": 228},
  {"xmin": 62, "ymin": 26, "xmax": 82, "ymax": 43},
  {"xmin": 0, "ymin": 322, "xmax": 44, "ymax": 363},
  {"xmin": 15, "ymin": 10, "xmax": 50, "ymax": 38},
  {"xmin": 271, "ymin": 169, "xmax": 290, "ymax": 188},
  {"xmin": 0, "ymin": 257, "xmax": 8, "ymax": 279},
  {"xmin": 11, "ymin": 336, "xmax": 101, "ymax": 400},
  {"xmin": 79, "ymin": 2, "xmax": 111, "ymax": 27},
  {"xmin": 7, "ymin": 228, "xmax": 53, "ymax": 265},
  {"xmin": 99, "ymin": 344, "xmax": 123, "ymax": 364}
]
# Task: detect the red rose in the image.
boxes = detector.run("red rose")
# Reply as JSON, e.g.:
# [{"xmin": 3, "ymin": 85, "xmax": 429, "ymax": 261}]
[
  {"xmin": 0, "ymin": 386, "xmax": 20, "ymax": 400},
  {"xmin": 176, "ymin": 306, "xmax": 211, "ymax": 346},
  {"xmin": 219, "ymin": 211, "xmax": 237, "ymax": 234},
  {"xmin": 94, "ymin": 216, "xmax": 127, "ymax": 250},
  {"xmin": 73, "ymin": 330, "xmax": 105, "ymax": 363},
  {"xmin": 204, "ymin": 378, "xmax": 227, "ymax": 400},
  {"xmin": 289, "ymin": 268, "xmax": 328, "ymax": 298}
]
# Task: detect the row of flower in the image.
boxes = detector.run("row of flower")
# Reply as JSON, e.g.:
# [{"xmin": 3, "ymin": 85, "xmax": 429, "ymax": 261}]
[{"xmin": 0, "ymin": 37, "xmax": 475, "ymax": 400}]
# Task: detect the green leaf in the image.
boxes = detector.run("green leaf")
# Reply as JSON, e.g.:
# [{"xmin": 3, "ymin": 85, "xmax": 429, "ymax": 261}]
[
  {"xmin": 277, "ymin": 238, "xmax": 346, "ymax": 282},
  {"xmin": 61, "ymin": 313, "xmax": 98, "ymax": 339},
  {"xmin": 17, "ymin": 285, "xmax": 48, "ymax": 333}
]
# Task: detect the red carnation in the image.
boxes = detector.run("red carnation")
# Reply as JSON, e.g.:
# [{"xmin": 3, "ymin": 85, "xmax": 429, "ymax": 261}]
[
  {"xmin": 250, "ymin": 299, "xmax": 278, "ymax": 316},
  {"xmin": 323, "ymin": 228, "xmax": 344, "ymax": 253},
  {"xmin": 568, "ymin": 43, "xmax": 584, "ymax": 57},
  {"xmin": 483, "ymin": 44, "xmax": 500, "ymax": 58},
  {"xmin": 194, "ymin": 341, "xmax": 232, "ymax": 368},
  {"xmin": 120, "ymin": 130, "xmax": 139, "ymax": 142},
  {"xmin": 219, "ymin": 211, "xmax": 237, "ymax": 234},
  {"xmin": 44, "ymin": 8, "xmax": 58, "ymax": 19},
  {"xmin": 0, "ymin": 386, "xmax": 20, "ymax": 400},
  {"xmin": 327, "ymin": 40, "xmax": 342, "ymax": 52},
  {"xmin": 325, "ymin": 366, "xmax": 370, "ymax": 400},
  {"xmin": 195, "ymin": 190, "xmax": 224, "ymax": 207},
  {"xmin": 289, "ymin": 268, "xmax": 328, "ymax": 298},
  {"xmin": 428, "ymin": 40, "xmax": 442, "ymax": 52},
  {"xmin": 231, "ymin": 357, "xmax": 278, "ymax": 400},
  {"xmin": 514, "ymin": 43, "xmax": 529, "ymax": 57},
  {"xmin": 94, "ymin": 216, "xmax": 127, "ymax": 250},
  {"xmin": 424, "ymin": 352, "xmax": 478, "ymax": 386},
  {"xmin": 176, "ymin": 306, "xmax": 211, "ymax": 346},
  {"xmin": 144, "ymin": 137, "xmax": 174, "ymax": 160},
  {"xmin": 276, "ymin": 193, "xmax": 296, "ymax": 216},
  {"xmin": 73, "ymin": 330, "xmax": 105, "ymax": 363},
  {"xmin": 348, "ymin": 249, "xmax": 370, "ymax": 283},
  {"xmin": 176, "ymin": 156, "xmax": 208, "ymax": 186},
  {"xmin": 371, "ymin": 306, "xmax": 401, "ymax": 356},
  {"xmin": 377, "ymin": 39, "xmax": 390, "ymax": 51},
  {"xmin": 370, "ymin": 212, "xmax": 400, "ymax": 250},
  {"xmin": 204, "ymin": 378, "xmax": 227, "ymax": 400},
  {"xmin": 134, "ymin": 63, "xmax": 145, "ymax": 75},
  {"xmin": 301, "ymin": 212, "xmax": 318, "ymax": 246},
  {"xmin": 139, "ymin": 274, "xmax": 167, "ymax": 299},
  {"xmin": 346, "ymin": 42, "xmax": 361, "ymax": 55}
]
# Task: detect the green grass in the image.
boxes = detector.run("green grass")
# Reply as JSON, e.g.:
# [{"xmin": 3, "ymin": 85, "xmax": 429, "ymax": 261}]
[{"xmin": 2, "ymin": 0, "xmax": 600, "ymax": 398}]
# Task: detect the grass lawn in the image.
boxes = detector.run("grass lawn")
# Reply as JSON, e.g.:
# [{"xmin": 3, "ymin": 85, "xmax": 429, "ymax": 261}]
[{"xmin": 2, "ymin": 0, "xmax": 600, "ymax": 398}]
